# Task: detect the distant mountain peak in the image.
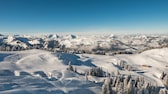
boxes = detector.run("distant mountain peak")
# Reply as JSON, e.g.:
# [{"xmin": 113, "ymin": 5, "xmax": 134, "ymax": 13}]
[
  {"xmin": 0, "ymin": 34, "xmax": 4, "ymax": 36},
  {"xmin": 48, "ymin": 34, "xmax": 59, "ymax": 39},
  {"xmin": 66, "ymin": 34, "xmax": 77, "ymax": 39}
]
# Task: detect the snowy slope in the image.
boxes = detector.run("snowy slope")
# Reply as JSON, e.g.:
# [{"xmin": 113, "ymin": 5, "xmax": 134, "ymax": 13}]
[
  {"xmin": 80, "ymin": 48, "xmax": 168, "ymax": 86},
  {"xmin": 0, "ymin": 48, "xmax": 168, "ymax": 93},
  {"xmin": 0, "ymin": 50, "xmax": 101, "ymax": 94}
]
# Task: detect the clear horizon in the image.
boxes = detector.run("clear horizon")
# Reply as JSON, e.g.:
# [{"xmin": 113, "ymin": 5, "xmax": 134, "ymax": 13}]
[{"xmin": 0, "ymin": 0, "xmax": 168, "ymax": 35}]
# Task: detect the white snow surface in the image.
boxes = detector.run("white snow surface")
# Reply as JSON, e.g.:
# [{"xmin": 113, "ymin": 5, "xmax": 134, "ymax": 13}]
[{"xmin": 0, "ymin": 48, "xmax": 168, "ymax": 93}]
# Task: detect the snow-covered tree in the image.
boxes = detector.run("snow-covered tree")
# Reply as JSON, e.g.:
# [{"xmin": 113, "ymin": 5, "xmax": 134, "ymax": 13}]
[
  {"xmin": 160, "ymin": 72, "xmax": 166, "ymax": 80},
  {"xmin": 74, "ymin": 67, "xmax": 77, "ymax": 73},
  {"xmin": 88, "ymin": 67, "xmax": 104, "ymax": 77},
  {"xmin": 115, "ymin": 70, "xmax": 120, "ymax": 76},
  {"xmin": 163, "ymin": 75, "xmax": 168, "ymax": 88},
  {"xmin": 159, "ymin": 89, "xmax": 167, "ymax": 94},
  {"xmin": 102, "ymin": 77, "xmax": 113, "ymax": 94},
  {"xmin": 67, "ymin": 62, "xmax": 74, "ymax": 71},
  {"xmin": 85, "ymin": 73, "xmax": 88, "ymax": 81},
  {"xmin": 160, "ymin": 72, "xmax": 168, "ymax": 88},
  {"xmin": 126, "ymin": 79, "xmax": 134, "ymax": 94}
]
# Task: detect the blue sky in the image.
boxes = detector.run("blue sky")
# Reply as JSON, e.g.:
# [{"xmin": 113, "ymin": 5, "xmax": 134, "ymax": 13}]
[{"xmin": 0, "ymin": 0, "xmax": 168, "ymax": 35}]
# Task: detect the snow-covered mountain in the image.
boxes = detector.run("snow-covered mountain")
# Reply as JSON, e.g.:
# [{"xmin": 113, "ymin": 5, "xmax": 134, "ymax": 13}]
[
  {"xmin": 0, "ymin": 34, "xmax": 168, "ymax": 54},
  {"xmin": 48, "ymin": 34, "xmax": 60, "ymax": 40},
  {"xmin": 0, "ymin": 34, "xmax": 168, "ymax": 93}
]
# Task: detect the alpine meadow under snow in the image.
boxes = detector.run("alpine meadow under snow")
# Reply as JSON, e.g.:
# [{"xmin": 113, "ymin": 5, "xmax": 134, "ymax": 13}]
[{"xmin": 0, "ymin": 34, "xmax": 168, "ymax": 94}]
